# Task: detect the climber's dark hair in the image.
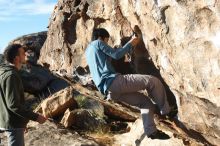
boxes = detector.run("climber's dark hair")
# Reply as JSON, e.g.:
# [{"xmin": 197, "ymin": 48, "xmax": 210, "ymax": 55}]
[
  {"xmin": 91, "ymin": 28, "xmax": 110, "ymax": 41},
  {"xmin": 3, "ymin": 44, "xmax": 22, "ymax": 63}
]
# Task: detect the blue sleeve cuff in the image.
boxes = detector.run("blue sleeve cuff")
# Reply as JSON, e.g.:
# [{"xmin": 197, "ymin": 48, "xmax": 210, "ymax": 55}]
[{"xmin": 124, "ymin": 42, "xmax": 132, "ymax": 51}]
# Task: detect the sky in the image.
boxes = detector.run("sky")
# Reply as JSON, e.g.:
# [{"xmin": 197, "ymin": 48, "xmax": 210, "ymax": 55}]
[{"xmin": 0, "ymin": 0, "xmax": 57, "ymax": 53}]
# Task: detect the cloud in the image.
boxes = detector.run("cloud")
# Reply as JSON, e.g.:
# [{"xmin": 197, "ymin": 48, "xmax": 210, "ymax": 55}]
[{"xmin": 0, "ymin": 0, "xmax": 57, "ymax": 21}]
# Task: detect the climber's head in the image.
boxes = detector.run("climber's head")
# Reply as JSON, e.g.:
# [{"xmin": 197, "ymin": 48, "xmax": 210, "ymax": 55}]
[{"xmin": 91, "ymin": 28, "xmax": 110, "ymax": 43}]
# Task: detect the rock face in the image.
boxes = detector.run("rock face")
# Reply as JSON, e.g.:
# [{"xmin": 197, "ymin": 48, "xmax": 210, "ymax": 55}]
[
  {"xmin": 0, "ymin": 54, "xmax": 4, "ymax": 64},
  {"xmin": 0, "ymin": 121, "xmax": 99, "ymax": 146},
  {"xmin": 10, "ymin": 31, "xmax": 47, "ymax": 59},
  {"xmin": 20, "ymin": 63, "xmax": 70, "ymax": 97},
  {"xmin": 39, "ymin": 0, "xmax": 220, "ymax": 145},
  {"xmin": 41, "ymin": 86, "xmax": 77, "ymax": 117}
]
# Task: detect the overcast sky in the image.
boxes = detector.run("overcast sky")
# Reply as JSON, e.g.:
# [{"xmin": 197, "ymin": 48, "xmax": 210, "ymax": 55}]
[{"xmin": 0, "ymin": 0, "xmax": 57, "ymax": 53}]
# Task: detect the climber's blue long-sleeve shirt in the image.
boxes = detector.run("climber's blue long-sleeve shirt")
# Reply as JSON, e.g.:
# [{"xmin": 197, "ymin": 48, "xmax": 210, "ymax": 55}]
[{"xmin": 85, "ymin": 39, "xmax": 132, "ymax": 95}]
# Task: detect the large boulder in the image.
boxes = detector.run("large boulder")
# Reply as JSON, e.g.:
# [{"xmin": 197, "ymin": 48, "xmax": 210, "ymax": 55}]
[
  {"xmin": 60, "ymin": 108, "xmax": 106, "ymax": 131},
  {"xmin": 20, "ymin": 63, "xmax": 69, "ymax": 97},
  {"xmin": 60, "ymin": 94, "xmax": 106, "ymax": 130},
  {"xmin": 41, "ymin": 86, "xmax": 78, "ymax": 118},
  {"xmin": 39, "ymin": 0, "xmax": 220, "ymax": 145},
  {"xmin": 74, "ymin": 94, "xmax": 105, "ymax": 119},
  {"xmin": 10, "ymin": 31, "xmax": 47, "ymax": 59}
]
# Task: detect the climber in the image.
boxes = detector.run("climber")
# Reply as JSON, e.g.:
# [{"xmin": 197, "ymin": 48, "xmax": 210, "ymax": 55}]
[
  {"xmin": 0, "ymin": 44, "xmax": 47, "ymax": 146},
  {"xmin": 85, "ymin": 28, "xmax": 177, "ymax": 139}
]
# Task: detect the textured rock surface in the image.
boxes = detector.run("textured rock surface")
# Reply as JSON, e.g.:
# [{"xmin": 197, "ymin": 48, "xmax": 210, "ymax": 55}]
[
  {"xmin": 39, "ymin": 0, "xmax": 220, "ymax": 145},
  {"xmin": 0, "ymin": 121, "xmax": 99, "ymax": 146},
  {"xmin": 41, "ymin": 86, "xmax": 77, "ymax": 117},
  {"xmin": 114, "ymin": 119, "xmax": 184, "ymax": 146},
  {"xmin": 61, "ymin": 95, "xmax": 106, "ymax": 130},
  {"xmin": 60, "ymin": 108, "xmax": 106, "ymax": 130},
  {"xmin": 74, "ymin": 95, "xmax": 105, "ymax": 119}
]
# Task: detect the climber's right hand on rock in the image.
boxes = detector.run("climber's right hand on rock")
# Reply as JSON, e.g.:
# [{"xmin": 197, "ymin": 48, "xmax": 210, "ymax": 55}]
[{"xmin": 129, "ymin": 35, "xmax": 139, "ymax": 47}]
